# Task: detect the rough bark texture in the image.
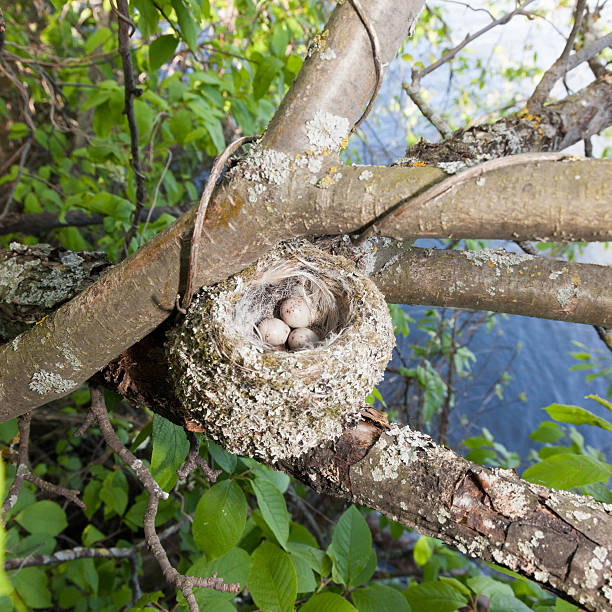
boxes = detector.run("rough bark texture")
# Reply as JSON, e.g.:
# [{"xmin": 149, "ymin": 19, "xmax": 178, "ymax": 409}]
[
  {"xmin": 280, "ymin": 411, "xmax": 612, "ymax": 612},
  {"xmin": 0, "ymin": 243, "xmax": 109, "ymax": 342},
  {"xmin": 399, "ymin": 73, "xmax": 612, "ymax": 166}
]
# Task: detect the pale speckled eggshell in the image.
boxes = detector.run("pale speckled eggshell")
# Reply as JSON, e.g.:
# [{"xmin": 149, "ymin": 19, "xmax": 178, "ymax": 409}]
[
  {"xmin": 258, "ymin": 318, "xmax": 290, "ymax": 346},
  {"xmin": 287, "ymin": 327, "xmax": 320, "ymax": 350},
  {"xmin": 279, "ymin": 297, "xmax": 312, "ymax": 328}
]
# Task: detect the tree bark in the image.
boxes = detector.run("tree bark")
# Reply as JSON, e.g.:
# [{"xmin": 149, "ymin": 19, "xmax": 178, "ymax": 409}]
[{"xmin": 281, "ymin": 411, "xmax": 611, "ymax": 612}]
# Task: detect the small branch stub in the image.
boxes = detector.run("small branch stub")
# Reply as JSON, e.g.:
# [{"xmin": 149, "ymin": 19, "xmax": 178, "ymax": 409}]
[{"xmin": 166, "ymin": 240, "xmax": 394, "ymax": 462}]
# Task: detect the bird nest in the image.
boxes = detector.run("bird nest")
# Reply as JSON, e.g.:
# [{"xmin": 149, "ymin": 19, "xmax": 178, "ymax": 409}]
[{"xmin": 166, "ymin": 240, "xmax": 394, "ymax": 462}]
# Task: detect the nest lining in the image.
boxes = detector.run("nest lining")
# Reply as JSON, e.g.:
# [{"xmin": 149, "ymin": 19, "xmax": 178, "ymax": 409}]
[{"xmin": 167, "ymin": 240, "xmax": 394, "ymax": 462}]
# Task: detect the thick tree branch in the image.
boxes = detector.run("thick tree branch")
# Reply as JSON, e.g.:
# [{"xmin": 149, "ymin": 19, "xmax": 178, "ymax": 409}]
[
  {"xmin": 278, "ymin": 409, "xmax": 611, "ymax": 612},
  {"xmin": 1, "ymin": 155, "xmax": 611, "ymax": 418},
  {"xmin": 363, "ymin": 241, "xmax": 612, "ymax": 327}
]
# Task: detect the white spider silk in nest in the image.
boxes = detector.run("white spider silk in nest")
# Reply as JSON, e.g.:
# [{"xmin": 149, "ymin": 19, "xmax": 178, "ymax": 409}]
[{"xmin": 166, "ymin": 240, "xmax": 394, "ymax": 462}]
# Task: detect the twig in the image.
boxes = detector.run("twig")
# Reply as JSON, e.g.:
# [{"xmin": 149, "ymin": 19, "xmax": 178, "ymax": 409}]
[
  {"xmin": 139, "ymin": 151, "xmax": 173, "ymax": 246},
  {"xmin": 74, "ymin": 409, "xmax": 97, "ymax": 438},
  {"xmin": 402, "ymin": 81, "xmax": 453, "ymax": 139},
  {"xmin": 348, "ymin": 0, "xmax": 382, "ymax": 130},
  {"xmin": 180, "ymin": 135, "xmax": 257, "ymax": 312},
  {"xmin": 90, "ymin": 387, "xmax": 238, "ymax": 610},
  {"xmin": 414, "ymin": 0, "xmax": 536, "ymax": 82},
  {"xmin": 4, "ymin": 545, "xmax": 137, "ymax": 571},
  {"xmin": 112, "ymin": 0, "xmax": 147, "ymax": 256},
  {"xmin": 1, "ymin": 412, "xmax": 32, "ymax": 522},
  {"xmin": 528, "ymin": 0, "xmax": 587, "ymax": 109},
  {"xmin": 0, "ymin": 8, "xmax": 5, "ymax": 54},
  {"xmin": 176, "ymin": 431, "xmax": 221, "ymax": 483},
  {"xmin": 22, "ymin": 472, "xmax": 85, "ymax": 510},
  {"xmin": 353, "ymin": 152, "xmax": 567, "ymax": 244}
]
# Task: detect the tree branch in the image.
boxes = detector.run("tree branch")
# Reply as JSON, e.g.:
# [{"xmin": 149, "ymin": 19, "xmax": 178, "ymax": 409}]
[
  {"xmin": 363, "ymin": 240, "xmax": 612, "ymax": 327},
  {"xmin": 279, "ymin": 409, "xmax": 611, "ymax": 611},
  {"xmin": 0, "ymin": 207, "xmax": 178, "ymax": 237},
  {"xmin": 113, "ymin": 0, "xmax": 147, "ymax": 254},
  {"xmin": 88, "ymin": 387, "xmax": 238, "ymax": 610},
  {"xmin": 1, "ymin": 155, "xmax": 611, "ymax": 419}
]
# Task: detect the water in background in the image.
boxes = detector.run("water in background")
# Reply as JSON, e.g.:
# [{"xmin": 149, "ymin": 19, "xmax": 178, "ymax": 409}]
[{"xmin": 348, "ymin": 1, "xmax": 612, "ymax": 462}]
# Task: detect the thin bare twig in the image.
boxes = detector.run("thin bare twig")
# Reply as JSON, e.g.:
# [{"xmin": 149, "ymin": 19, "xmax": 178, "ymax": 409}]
[
  {"xmin": 1, "ymin": 412, "xmax": 32, "ymax": 522},
  {"xmin": 402, "ymin": 81, "xmax": 453, "ymax": 139},
  {"xmin": 139, "ymin": 151, "xmax": 173, "ymax": 246},
  {"xmin": 414, "ymin": 0, "xmax": 536, "ymax": 82},
  {"xmin": 180, "ymin": 135, "xmax": 257, "ymax": 312},
  {"xmin": 348, "ymin": 0, "xmax": 383, "ymax": 130},
  {"xmin": 176, "ymin": 431, "xmax": 221, "ymax": 483},
  {"xmin": 112, "ymin": 0, "xmax": 147, "ymax": 256},
  {"xmin": 22, "ymin": 472, "xmax": 85, "ymax": 510},
  {"xmin": 528, "ymin": 0, "xmax": 587, "ymax": 109},
  {"xmin": 90, "ymin": 387, "xmax": 238, "ymax": 611}
]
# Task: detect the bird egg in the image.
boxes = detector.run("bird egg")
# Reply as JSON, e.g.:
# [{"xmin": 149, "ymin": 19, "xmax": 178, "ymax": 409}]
[
  {"xmin": 287, "ymin": 327, "xmax": 320, "ymax": 350},
  {"xmin": 258, "ymin": 318, "xmax": 290, "ymax": 346},
  {"xmin": 280, "ymin": 297, "xmax": 312, "ymax": 328}
]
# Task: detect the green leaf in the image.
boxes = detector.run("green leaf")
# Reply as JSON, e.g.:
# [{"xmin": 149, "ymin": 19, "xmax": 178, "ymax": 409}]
[
  {"xmin": 285, "ymin": 542, "xmax": 328, "ymax": 576},
  {"xmin": 530, "ymin": 421, "xmax": 564, "ymax": 443},
  {"xmin": 16, "ymin": 500, "xmax": 67, "ymax": 536},
  {"xmin": 12, "ymin": 567, "xmax": 52, "ymax": 609},
  {"xmin": 172, "ymin": 0, "xmax": 199, "ymax": 54},
  {"xmin": 193, "ymin": 480, "xmax": 247, "ymax": 559},
  {"xmin": 413, "ymin": 536, "xmax": 433, "ymax": 566},
  {"xmin": 543, "ymin": 403, "xmax": 612, "ymax": 430},
  {"xmin": 289, "ymin": 553, "xmax": 316, "ymax": 594},
  {"xmin": 247, "ymin": 541, "xmax": 297, "ymax": 612},
  {"xmin": 327, "ymin": 505, "xmax": 372, "ymax": 588},
  {"xmin": 404, "ymin": 582, "xmax": 467, "ymax": 612},
  {"xmin": 253, "ymin": 464, "xmax": 290, "ymax": 493},
  {"xmin": 208, "ymin": 440, "xmax": 237, "ymax": 473},
  {"xmin": 149, "ymin": 35, "xmax": 179, "ymax": 70},
  {"xmin": 523, "ymin": 454, "xmax": 611, "ymax": 489},
  {"xmin": 253, "ymin": 56, "xmax": 284, "ymax": 100},
  {"xmin": 151, "ymin": 414, "xmax": 190, "ymax": 491},
  {"xmin": 100, "ymin": 469, "xmax": 129, "ymax": 516},
  {"xmin": 12, "ymin": 534, "xmax": 56, "ymax": 557},
  {"xmin": 299, "ymin": 592, "xmax": 357, "ymax": 611},
  {"xmin": 352, "ymin": 584, "xmax": 410, "ymax": 612},
  {"xmin": 82, "ymin": 524, "xmax": 105, "ymax": 547},
  {"xmin": 489, "ymin": 592, "xmax": 533, "ymax": 612},
  {"xmin": 582, "ymin": 482, "xmax": 612, "ymax": 504},
  {"xmin": 252, "ymin": 476, "xmax": 290, "ymax": 548}
]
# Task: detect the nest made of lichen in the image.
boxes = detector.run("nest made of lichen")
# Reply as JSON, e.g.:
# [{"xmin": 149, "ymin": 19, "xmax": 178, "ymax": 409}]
[{"xmin": 166, "ymin": 240, "xmax": 394, "ymax": 462}]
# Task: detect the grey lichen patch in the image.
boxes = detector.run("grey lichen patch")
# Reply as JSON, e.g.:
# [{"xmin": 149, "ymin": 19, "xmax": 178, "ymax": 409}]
[
  {"xmin": 166, "ymin": 240, "xmax": 394, "ymax": 463},
  {"xmin": 29, "ymin": 370, "xmax": 77, "ymax": 395},
  {"xmin": 437, "ymin": 160, "xmax": 469, "ymax": 174},
  {"xmin": 557, "ymin": 283, "xmax": 580, "ymax": 310},
  {"xmin": 59, "ymin": 343, "xmax": 82, "ymax": 371},
  {"xmin": 549, "ymin": 268, "xmax": 567, "ymax": 280},
  {"xmin": 358, "ymin": 169, "xmax": 373, "ymax": 181},
  {"xmin": 242, "ymin": 142, "xmax": 291, "ymax": 185},
  {"xmin": 367, "ymin": 424, "xmax": 434, "ymax": 481},
  {"xmin": 305, "ymin": 111, "xmax": 350, "ymax": 151},
  {"xmin": 462, "ymin": 248, "xmax": 534, "ymax": 277},
  {"xmin": 247, "ymin": 183, "xmax": 266, "ymax": 203},
  {"xmin": 319, "ymin": 48, "xmax": 337, "ymax": 61}
]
